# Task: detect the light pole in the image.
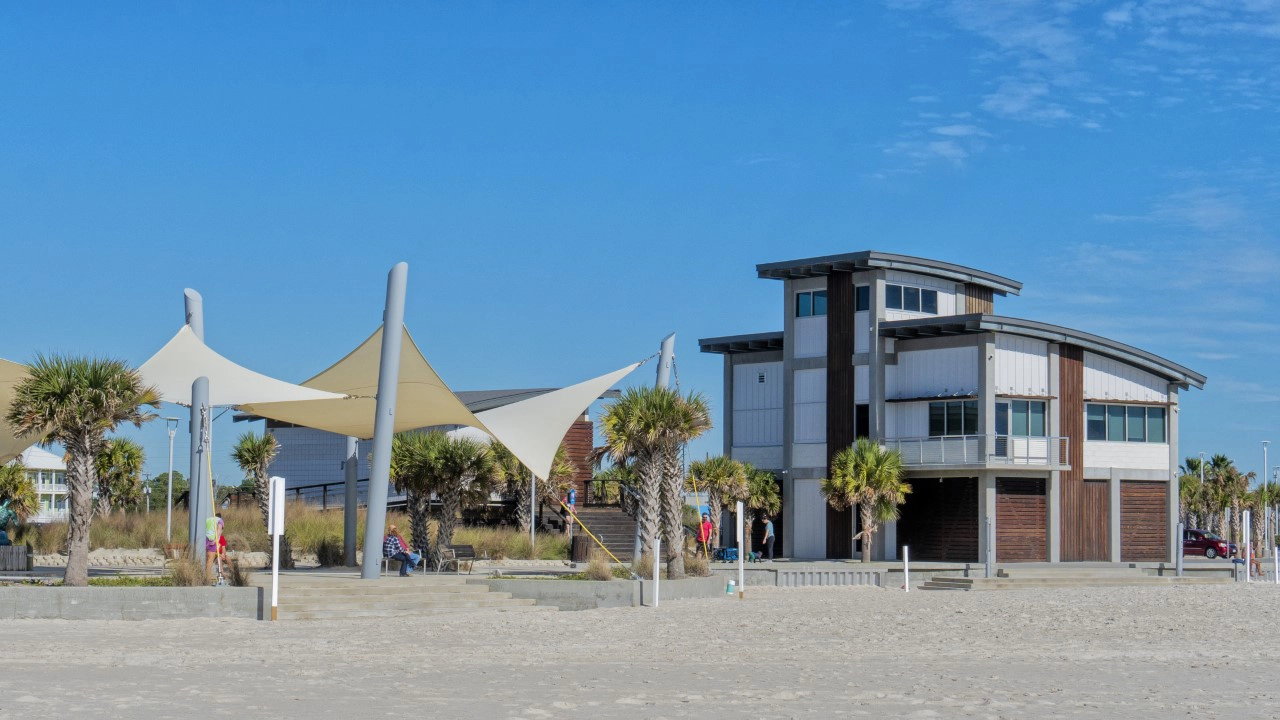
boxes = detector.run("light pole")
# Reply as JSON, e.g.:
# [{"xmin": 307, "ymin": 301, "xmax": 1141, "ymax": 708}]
[
  {"xmin": 165, "ymin": 417, "xmax": 179, "ymax": 542},
  {"xmin": 143, "ymin": 481, "xmax": 151, "ymax": 513}
]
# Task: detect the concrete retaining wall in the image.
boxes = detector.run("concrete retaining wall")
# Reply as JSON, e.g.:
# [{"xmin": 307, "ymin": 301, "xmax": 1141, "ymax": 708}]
[
  {"xmin": 0, "ymin": 586, "xmax": 264, "ymax": 620},
  {"xmin": 712, "ymin": 567, "xmax": 883, "ymax": 588},
  {"xmin": 477, "ymin": 576, "xmax": 726, "ymax": 610}
]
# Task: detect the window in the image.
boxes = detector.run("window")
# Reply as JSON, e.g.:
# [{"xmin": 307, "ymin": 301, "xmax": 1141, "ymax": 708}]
[
  {"xmin": 884, "ymin": 283, "xmax": 939, "ymax": 315},
  {"xmin": 995, "ymin": 399, "xmax": 1047, "ymax": 437},
  {"xmin": 855, "ymin": 404, "xmax": 870, "ymax": 439},
  {"xmin": 1086, "ymin": 403, "xmax": 1169, "ymax": 443},
  {"xmin": 855, "ymin": 285, "xmax": 870, "ymax": 312},
  {"xmin": 795, "ymin": 290, "xmax": 827, "ymax": 318},
  {"xmin": 928, "ymin": 400, "xmax": 978, "ymax": 436}
]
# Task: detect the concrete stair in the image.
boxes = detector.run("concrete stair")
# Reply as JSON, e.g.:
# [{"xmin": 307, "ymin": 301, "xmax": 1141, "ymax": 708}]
[
  {"xmin": 919, "ymin": 567, "xmax": 1230, "ymax": 591},
  {"xmin": 571, "ymin": 506, "xmax": 638, "ymax": 562},
  {"xmin": 272, "ymin": 574, "xmax": 553, "ymax": 620}
]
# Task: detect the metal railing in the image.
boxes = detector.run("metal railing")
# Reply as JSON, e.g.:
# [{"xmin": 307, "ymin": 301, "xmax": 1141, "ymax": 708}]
[{"xmin": 882, "ymin": 435, "xmax": 1069, "ymax": 467}]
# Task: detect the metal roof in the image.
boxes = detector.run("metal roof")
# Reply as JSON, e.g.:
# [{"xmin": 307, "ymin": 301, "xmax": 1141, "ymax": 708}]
[
  {"xmin": 755, "ymin": 251, "xmax": 1022, "ymax": 296},
  {"xmin": 698, "ymin": 331, "xmax": 785, "ymax": 355},
  {"xmin": 879, "ymin": 314, "xmax": 1206, "ymax": 390}
]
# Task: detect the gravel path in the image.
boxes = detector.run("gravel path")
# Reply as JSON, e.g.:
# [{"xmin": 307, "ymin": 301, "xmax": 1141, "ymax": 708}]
[{"xmin": 2, "ymin": 583, "xmax": 1278, "ymax": 719}]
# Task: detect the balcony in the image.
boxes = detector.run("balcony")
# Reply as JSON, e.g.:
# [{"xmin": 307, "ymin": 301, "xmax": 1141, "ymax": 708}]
[{"xmin": 883, "ymin": 435, "xmax": 1069, "ymax": 469}]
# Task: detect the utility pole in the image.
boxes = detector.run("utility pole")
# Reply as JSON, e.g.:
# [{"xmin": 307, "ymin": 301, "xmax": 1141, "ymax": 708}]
[
  {"xmin": 184, "ymin": 289, "xmax": 212, "ymax": 559},
  {"xmin": 1263, "ymin": 441, "xmax": 1270, "ymax": 558}
]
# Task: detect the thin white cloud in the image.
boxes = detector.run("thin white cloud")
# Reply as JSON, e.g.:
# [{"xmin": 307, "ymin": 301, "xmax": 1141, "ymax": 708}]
[
  {"xmin": 930, "ymin": 124, "xmax": 992, "ymax": 137},
  {"xmin": 909, "ymin": 95, "xmax": 941, "ymax": 103}
]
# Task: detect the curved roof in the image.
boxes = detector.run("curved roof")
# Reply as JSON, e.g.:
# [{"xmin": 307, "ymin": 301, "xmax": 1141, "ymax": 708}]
[
  {"xmin": 879, "ymin": 314, "xmax": 1206, "ymax": 390},
  {"xmin": 756, "ymin": 250, "xmax": 1022, "ymax": 296},
  {"xmin": 698, "ymin": 331, "xmax": 785, "ymax": 355}
]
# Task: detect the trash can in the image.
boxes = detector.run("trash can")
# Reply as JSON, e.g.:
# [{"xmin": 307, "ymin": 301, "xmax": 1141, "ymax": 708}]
[{"xmin": 571, "ymin": 535, "xmax": 592, "ymax": 563}]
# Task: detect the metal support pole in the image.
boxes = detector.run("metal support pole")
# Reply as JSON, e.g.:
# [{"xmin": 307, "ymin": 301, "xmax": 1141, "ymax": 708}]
[
  {"xmin": 904, "ymin": 546, "xmax": 910, "ymax": 592},
  {"xmin": 529, "ymin": 471, "xmax": 536, "ymax": 554},
  {"xmin": 656, "ymin": 333, "xmax": 675, "ymax": 389},
  {"xmin": 344, "ymin": 436, "xmax": 358, "ymax": 567},
  {"xmin": 1263, "ymin": 442, "xmax": 1270, "ymax": 557},
  {"xmin": 736, "ymin": 500, "xmax": 744, "ymax": 600},
  {"xmin": 165, "ymin": 418, "xmax": 177, "ymax": 543},
  {"xmin": 652, "ymin": 535, "xmax": 661, "ymax": 608},
  {"xmin": 360, "ymin": 262, "xmax": 409, "ymax": 580},
  {"xmin": 984, "ymin": 518, "xmax": 994, "ymax": 579},
  {"xmin": 188, "ymin": 377, "xmax": 211, "ymax": 558},
  {"xmin": 1244, "ymin": 510, "xmax": 1252, "ymax": 583},
  {"xmin": 1176, "ymin": 521, "xmax": 1185, "ymax": 577}
]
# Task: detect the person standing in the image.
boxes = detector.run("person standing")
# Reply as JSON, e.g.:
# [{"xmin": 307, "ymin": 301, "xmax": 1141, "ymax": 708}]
[
  {"xmin": 762, "ymin": 515, "xmax": 775, "ymax": 561},
  {"xmin": 697, "ymin": 512, "xmax": 713, "ymax": 556},
  {"xmin": 204, "ymin": 512, "xmax": 224, "ymax": 580}
]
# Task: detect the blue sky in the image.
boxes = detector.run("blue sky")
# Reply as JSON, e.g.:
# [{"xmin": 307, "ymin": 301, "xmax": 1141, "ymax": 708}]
[{"xmin": 2, "ymin": 2, "xmax": 1278, "ymax": 486}]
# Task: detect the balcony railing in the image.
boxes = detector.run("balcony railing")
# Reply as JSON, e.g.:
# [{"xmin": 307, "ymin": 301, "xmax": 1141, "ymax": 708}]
[{"xmin": 883, "ymin": 435, "xmax": 1069, "ymax": 467}]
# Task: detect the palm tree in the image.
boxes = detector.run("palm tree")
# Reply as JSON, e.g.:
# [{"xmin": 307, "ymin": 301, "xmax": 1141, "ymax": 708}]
[
  {"xmin": 390, "ymin": 431, "xmax": 435, "ymax": 557},
  {"xmin": 392, "ymin": 431, "xmax": 499, "ymax": 569},
  {"xmin": 599, "ymin": 386, "xmax": 711, "ymax": 579},
  {"xmin": 1178, "ymin": 470, "xmax": 1204, "ymax": 530},
  {"xmin": 741, "ymin": 465, "xmax": 781, "ymax": 559},
  {"xmin": 5, "ymin": 355, "xmax": 158, "ymax": 586},
  {"xmin": 230, "ymin": 431, "xmax": 280, "ymax": 531},
  {"xmin": 94, "ymin": 437, "xmax": 145, "ymax": 516},
  {"xmin": 0, "ymin": 462, "xmax": 39, "ymax": 528},
  {"xmin": 820, "ymin": 438, "xmax": 911, "ymax": 563},
  {"xmin": 686, "ymin": 456, "xmax": 747, "ymax": 549},
  {"xmin": 492, "ymin": 441, "xmax": 578, "ymax": 533}
]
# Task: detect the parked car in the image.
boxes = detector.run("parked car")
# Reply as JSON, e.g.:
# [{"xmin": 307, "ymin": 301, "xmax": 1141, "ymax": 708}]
[{"xmin": 1183, "ymin": 529, "xmax": 1231, "ymax": 559}]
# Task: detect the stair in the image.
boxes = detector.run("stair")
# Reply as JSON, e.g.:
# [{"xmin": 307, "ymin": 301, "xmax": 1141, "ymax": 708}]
[
  {"xmin": 272, "ymin": 574, "xmax": 553, "ymax": 620},
  {"xmin": 571, "ymin": 506, "xmax": 638, "ymax": 563},
  {"xmin": 919, "ymin": 567, "xmax": 1230, "ymax": 591}
]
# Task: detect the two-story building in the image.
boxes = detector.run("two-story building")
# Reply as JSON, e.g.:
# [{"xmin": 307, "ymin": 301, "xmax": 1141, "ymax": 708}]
[
  {"xmin": 15, "ymin": 446, "xmax": 69, "ymax": 524},
  {"xmin": 700, "ymin": 251, "xmax": 1205, "ymax": 563}
]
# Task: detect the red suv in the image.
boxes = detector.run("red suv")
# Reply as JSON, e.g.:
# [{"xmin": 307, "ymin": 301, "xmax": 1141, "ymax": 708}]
[{"xmin": 1183, "ymin": 529, "xmax": 1230, "ymax": 559}]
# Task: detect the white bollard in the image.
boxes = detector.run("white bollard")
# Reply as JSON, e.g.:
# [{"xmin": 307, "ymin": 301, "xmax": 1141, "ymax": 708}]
[
  {"xmin": 1274, "ymin": 547, "xmax": 1278, "ymax": 585},
  {"xmin": 652, "ymin": 536, "xmax": 661, "ymax": 608},
  {"xmin": 268, "ymin": 476, "xmax": 286, "ymax": 621},
  {"xmin": 1244, "ymin": 511, "xmax": 1252, "ymax": 584},
  {"xmin": 736, "ymin": 501, "xmax": 745, "ymax": 600},
  {"xmin": 904, "ymin": 545, "xmax": 910, "ymax": 593}
]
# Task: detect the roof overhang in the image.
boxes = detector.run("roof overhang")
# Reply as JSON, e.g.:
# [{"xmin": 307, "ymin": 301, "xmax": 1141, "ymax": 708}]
[
  {"xmin": 698, "ymin": 331, "xmax": 785, "ymax": 355},
  {"xmin": 755, "ymin": 251, "xmax": 1021, "ymax": 296},
  {"xmin": 880, "ymin": 314, "xmax": 1207, "ymax": 390}
]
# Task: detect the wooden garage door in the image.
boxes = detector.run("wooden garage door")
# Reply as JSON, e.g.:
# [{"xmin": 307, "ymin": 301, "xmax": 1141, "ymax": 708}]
[
  {"xmin": 997, "ymin": 478, "xmax": 1046, "ymax": 561},
  {"xmin": 1121, "ymin": 481, "xmax": 1168, "ymax": 562}
]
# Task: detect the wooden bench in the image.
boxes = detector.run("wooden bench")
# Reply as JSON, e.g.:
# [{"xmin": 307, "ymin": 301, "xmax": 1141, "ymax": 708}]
[
  {"xmin": 0, "ymin": 544, "xmax": 33, "ymax": 572},
  {"xmin": 437, "ymin": 544, "xmax": 486, "ymax": 574}
]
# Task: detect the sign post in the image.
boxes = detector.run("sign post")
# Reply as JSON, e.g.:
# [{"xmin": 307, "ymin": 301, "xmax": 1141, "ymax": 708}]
[
  {"xmin": 904, "ymin": 546, "xmax": 910, "ymax": 592},
  {"xmin": 1244, "ymin": 510, "xmax": 1252, "ymax": 584},
  {"xmin": 652, "ymin": 536, "xmax": 661, "ymax": 608},
  {"xmin": 736, "ymin": 501, "xmax": 745, "ymax": 600},
  {"xmin": 268, "ymin": 476, "xmax": 286, "ymax": 621}
]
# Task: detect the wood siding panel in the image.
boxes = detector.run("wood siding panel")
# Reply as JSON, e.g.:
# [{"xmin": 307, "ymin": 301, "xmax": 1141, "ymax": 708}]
[
  {"xmin": 1121, "ymin": 481, "xmax": 1168, "ymax": 562},
  {"xmin": 826, "ymin": 271, "xmax": 856, "ymax": 559},
  {"xmin": 964, "ymin": 284, "xmax": 994, "ymax": 315},
  {"xmin": 897, "ymin": 477, "xmax": 979, "ymax": 562},
  {"xmin": 563, "ymin": 419, "xmax": 595, "ymax": 502},
  {"xmin": 1059, "ymin": 344, "xmax": 1103, "ymax": 561},
  {"xmin": 1080, "ymin": 480, "xmax": 1109, "ymax": 560},
  {"xmin": 996, "ymin": 478, "xmax": 1046, "ymax": 562}
]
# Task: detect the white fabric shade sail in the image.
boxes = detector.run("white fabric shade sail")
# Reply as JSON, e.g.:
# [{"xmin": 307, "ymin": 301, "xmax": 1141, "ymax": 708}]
[
  {"xmin": 0, "ymin": 359, "xmax": 35, "ymax": 464},
  {"xmin": 138, "ymin": 326, "xmax": 345, "ymax": 407}
]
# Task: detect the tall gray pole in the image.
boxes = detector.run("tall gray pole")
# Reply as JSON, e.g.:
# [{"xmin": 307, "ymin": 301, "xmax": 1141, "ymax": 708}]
[
  {"xmin": 361, "ymin": 262, "xmax": 409, "ymax": 579},
  {"xmin": 165, "ymin": 418, "xmax": 177, "ymax": 543},
  {"xmin": 344, "ymin": 436, "xmax": 359, "ymax": 566},
  {"xmin": 1263, "ymin": 441, "xmax": 1270, "ymax": 558},
  {"xmin": 656, "ymin": 332, "xmax": 675, "ymax": 389},
  {"xmin": 183, "ymin": 289, "xmax": 207, "ymax": 558},
  {"xmin": 188, "ymin": 376, "xmax": 211, "ymax": 558}
]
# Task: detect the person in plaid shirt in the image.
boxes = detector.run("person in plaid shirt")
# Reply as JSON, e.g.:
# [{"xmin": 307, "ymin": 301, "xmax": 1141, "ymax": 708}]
[{"xmin": 383, "ymin": 524, "xmax": 421, "ymax": 576}]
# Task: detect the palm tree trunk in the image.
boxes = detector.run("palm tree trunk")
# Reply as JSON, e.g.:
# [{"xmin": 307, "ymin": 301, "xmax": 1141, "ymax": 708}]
[
  {"xmin": 661, "ymin": 446, "xmax": 686, "ymax": 579},
  {"xmin": 744, "ymin": 511, "xmax": 756, "ymax": 558},
  {"xmin": 708, "ymin": 494, "xmax": 723, "ymax": 550},
  {"xmin": 65, "ymin": 444, "xmax": 96, "ymax": 587},
  {"xmin": 1232, "ymin": 500, "xmax": 1242, "ymax": 545},
  {"xmin": 513, "ymin": 475, "xmax": 532, "ymax": 533},
  {"xmin": 255, "ymin": 469, "xmax": 271, "ymax": 532},
  {"xmin": 434, "ymin": 484, "xmax": 462, "ymax": 570},
  {"xmin": 408, "ymin": 488, "xmax": 430, "ymax": 557},
  {"xmin": 859, "ymin": 503, "xmax": 874, "ymax": 564},
  {"xmin": 637, "ymin": 452, "xmax": 661, "ymax": 559}
]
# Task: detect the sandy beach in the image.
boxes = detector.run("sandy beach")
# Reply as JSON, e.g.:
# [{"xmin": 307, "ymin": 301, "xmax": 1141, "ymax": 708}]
[{"xmin": 2, "ymin": 583, "xmax": 1278, "ymax": 719}]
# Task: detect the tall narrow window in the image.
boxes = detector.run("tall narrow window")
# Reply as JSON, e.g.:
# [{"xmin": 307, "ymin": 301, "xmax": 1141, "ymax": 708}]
[
  {"xmin": 812, "ymin": 290, "xmax": 827, "ymax": 316},
  {"xmin": 963, "ymin": 400, "xmax": 979, "ymax": 435},
  {"xmin": 946, "ymin": 401, "xmax": 963, "ymax": 436},
  {"xmin": 921, "ymin": 289, "xmax": 938, "ymax": 314},
  {"xmin": 904, "ymin": 287, "xmax": 921, "ymax": 312},
  {"xmin": 886, "ymin": 285, "xmax": 903, "ymax": 310},
  {"xmin": 996, "ymin": 402, "xmax": 1010, "ymax": 435},
  {"xmin": 855, "ymin": 404, "xmax": 870, "ymax": 439},
  {"xmin": 1147, "ymin": 407, "xmax": 1166, "ymax": 443},
  {"xmin": 928, "ymin": 402, "xmax": 946, "ymax": 436},
  {"xmin": 796, "ymin": 292, "xmax": 812, "ymax": 318},
  {"xmin": 1012, "ymin": 400, "xmax": 1030, "ymax": 436},
  {"xmin": 855, "ymin": 285, "xmax": 871, "ymax": 312},
  {"xmin": 1028, "ymin": 401, "xmax": 1046, "ymax": 437},
  {"xmin": 1107, "ymin": 405, "xmax": 1126, "ymax": 441},
  {"xmin": 1086, "ymin": 404, "xmax": 1106, "ymax": 441},
  {"xmin": 1126, "ymin": 406, "xmax": 1146, "ymax": 442}
]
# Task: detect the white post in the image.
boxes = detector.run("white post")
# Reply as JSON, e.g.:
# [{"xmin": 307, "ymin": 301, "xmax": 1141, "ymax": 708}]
[
  {"xmin": 1176, "ymin": 521, "xmax": 1185, "ymax": 577},
  {"xmin": 1274, "ymin": 546, "xmax": 1278, "ymax": 585},
  {"xmin": 1244, "ymin": 510, "xmax": 1252, "ymax": 584},
  {"xmin": 736, "ymin": 500, "xmax": 744, "ymax": 600},
  {"xmin": 268, "ymin": 476, "xmax": 286, "ymax": 621},
  {"xmin": 904, "ymin": 545, "xmax": 910, "ymax": 592},
  {"xmin": 165, "ymin": 418, "xmax": 176, "ymax": 542},
  {"xmin": 652, "ymin": 535, "xmax": 661, "ymax": 608},
  {"xmin": 529, "ymin": 471, "xmax": 536, "ymax": 555}
]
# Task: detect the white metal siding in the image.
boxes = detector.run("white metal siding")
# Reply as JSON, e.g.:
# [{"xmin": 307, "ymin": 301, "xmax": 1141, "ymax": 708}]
[
  {"xmin": 1083, "ymin": 352, "xmax": 1169, "ymax": 403},
  {"xmin": 792, "ymin": 443, "xmax": 828, "ymax": 469},
  {"xmin": 1084, "ymin": 442, "xmax": 1171, "ymax": 472},
  {"xmin": 794, "ymin": 316, "xmax": 827, "ymax": 359},
  {"xmin": 894, "ymin": 347, "xmax": 979, "ymax": 398},
  {"xmin": 885, "ymin": 364, "xmax": 898, "ymax": 400},
  {"xmin": 793, "ymin": 369, "xmax": 826, "ymax": 444},
  {"xmin": 854, "ymin": 365, "xmax": 869, "ymax": 404},
  {"xmin": 792, "ymin": 479, "xmax": 828, "ymax": 558},
  {"xmin": 889, "ymin": 402, "xmax": 930, "ymax": 439},
  {"xmin": 732, "ymin": 362, "xmax": 783, "ymax": 447},
  {"xmin": 731, "ymin": 445, "xmax": 783, "ymax": 470},
  {"xmin": 854, "ymin": 310, "xmax": 871, "ymax": 354},
  {"xmin": 994, "ymin": 335, "xmax": 1050, "ymax": 396}
]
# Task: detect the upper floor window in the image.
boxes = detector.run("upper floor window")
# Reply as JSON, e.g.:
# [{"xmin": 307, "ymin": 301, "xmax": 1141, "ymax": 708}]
[
  {"xmin": 885, "ymin": 284, "xmax": 938, "ymax": 314},
  {"xmin": 996, "ymin": 400, "xmax": 1046, "ymax": 437},
  {"xmin": 795, "ymin": 290, "xmax": 827, "ymax": 318},
  {"xmin": 1086, "ymin": 403, "xmax": 1166, "ymax": 443},
  {"xmin": 855, "ymin": 285, "xmax": 871, "ymax": 312},
  {"xmin": 929, "ymin": 400, "xmax": 978, "ymax": 437}
]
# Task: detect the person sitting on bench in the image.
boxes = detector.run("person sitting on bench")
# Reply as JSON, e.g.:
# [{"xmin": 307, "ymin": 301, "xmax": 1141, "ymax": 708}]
[{"xmin": 383, "ymin": 524, "xmax": 422, "ymax": 576}]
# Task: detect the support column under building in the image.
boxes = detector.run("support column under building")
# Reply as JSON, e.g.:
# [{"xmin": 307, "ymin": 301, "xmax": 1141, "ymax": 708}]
[
  {"xmin": 1047, "ymin": 471, "xmax": 1061, "ymax": 562},
  {"xmin": 978, "ymin": 473, "xmax": 996, "ymax": 564},
  {"xmin": 1108, "ymin": 470, "xmax": 1122, "ymax": 562}
]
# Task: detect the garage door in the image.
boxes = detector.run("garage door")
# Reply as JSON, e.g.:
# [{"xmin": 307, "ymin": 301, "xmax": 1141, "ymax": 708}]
[
  {"xmin": 1121, "ymin": 481, "xmax": 1168, "ymax": 562},
  {"xmin": 997, "ymin": 478, "xmax": 1046, "ymax": 561},
  {"xmin": 896, "ymin": 478, "xmax": 978, "ymax": 562}
]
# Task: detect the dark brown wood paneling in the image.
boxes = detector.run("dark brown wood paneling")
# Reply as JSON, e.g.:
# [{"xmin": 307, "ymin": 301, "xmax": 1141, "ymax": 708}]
[
  {"xmin": 1059, "ymin": 344, "xmax": 1088, "ymax": 560},
  {"xmin": 896, "ymin": 477, "xmax": 979, "ymax": 562},
  {"xmin": 1080, "ymin": 480, "xmax": 1109, "ymax": 560},
  {"xmin": 963, "ymin": 284, "xmax": 994, "ymax": 315},
  {"xmin": 1121, "ymin": 481, "xmax": 1168, "ymax": 562},
  {"xmin": 562, "ymin": 418, "xmax": 594, "ymax": 501},
  {"xmin": 996, "ymin": 478, "xmax": 1046, "ymax": 561},
  {"xmin": 826, "ymin": 271, "xmax": 856, "ymax": 559}
]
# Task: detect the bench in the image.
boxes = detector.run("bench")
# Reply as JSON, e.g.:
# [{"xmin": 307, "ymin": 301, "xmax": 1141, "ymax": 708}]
[
  {"xmin": 437, "ymin": 544, "xmax": 486, "ymax": 574},
  {"xmin": 0, "ymin": 544, "xmax": 33, "ymax": 572}
]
